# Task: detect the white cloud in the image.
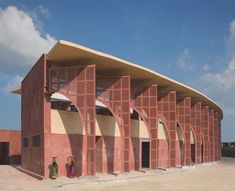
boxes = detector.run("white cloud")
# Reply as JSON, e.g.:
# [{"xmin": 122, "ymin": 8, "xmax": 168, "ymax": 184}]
[
  {"xmin": 202, "ymin": 54, "xmax": 235, "ymax": 95},
  {"xmin": 226, "ymin": 19, "xmax": 235, "ymax": 48},
  {"xmin": 199, "ymin": 19, "xmax": 235, "ymax": 117},
  {"xmin": 176, "ymin": 48, "xmax": 196, "ymax": 71},
  {"xmin": 1, "ymin": 74, "xmax": 23, "ymax": 93},
  {"xmin": 202, "ymin": 64, "xmax": 210, "ymax": 71},
  {"xmin": 0, "ymin": 6, "xmax": 56, "ymax": 73},
  {"xmin": 38, "ymin": 5, "xmax": 51, "ymax": 18}
]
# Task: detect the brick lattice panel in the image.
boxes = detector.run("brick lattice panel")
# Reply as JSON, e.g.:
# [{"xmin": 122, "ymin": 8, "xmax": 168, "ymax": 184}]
[
  {"xmin": 49, "ymin": 65, "xmax": 96, "ymax": 175},
  {"xmin": 209, "ymin": 109, "xmax": 214, "ymax": 162},
  {"xmin": 131, "ymin": 85, "xmax": 158, "ymax": 169},
  {"xmin": 214, "ymin": 112, "xmax": 219, "ymax": 161},
  {"xmin": 176, "ymin": 97, "xmax": 191, "ymax": 165},
  {"xmin": 218, "ymin": 115, "xmax": 222, "ymax": 160},
  {"xmin": 202, "ymin": 106, "xmax": 209, "ymax": 163},
  {"xmin": 96, "ymin": 76, "xmax": 130, "ymax": 172},
  {"xmin": 191, "ymin": 102, "xmax": 202, "ymax": 164},
  {"xmin": 158, "ymin": 91, "xmax": 176, "ymax": 167}
]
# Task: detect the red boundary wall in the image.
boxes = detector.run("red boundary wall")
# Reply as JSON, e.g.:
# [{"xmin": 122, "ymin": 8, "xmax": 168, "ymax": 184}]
[{"xmin": 0, "ymin": 130, "xmax": 21, "ymax": 164}]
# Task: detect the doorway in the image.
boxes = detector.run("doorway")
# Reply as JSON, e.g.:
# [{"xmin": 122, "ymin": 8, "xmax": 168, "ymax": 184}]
[
  {"xmin": 191, "ymin": 144, "xmax": 195, "ymax": 164},
  {"xmin": 141, "ymin": 141, "xmax": 150, "ymax": 168},
  {"xmin": 201, "ymin": 144, "xmax": 204, "ymax": 163},
  {"xmin": 0, "ymin": 142, "xmax": 9, "ymax": 164}
]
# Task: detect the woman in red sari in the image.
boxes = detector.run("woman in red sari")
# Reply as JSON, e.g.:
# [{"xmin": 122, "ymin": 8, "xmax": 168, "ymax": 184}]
[{"xmin": 67, "ymin": 156, "xmax": 76, "ymax": 178}]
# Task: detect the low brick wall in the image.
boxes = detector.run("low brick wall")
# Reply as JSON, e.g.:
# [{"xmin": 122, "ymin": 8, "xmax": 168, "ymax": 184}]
[
  {"xmin": 222, "ymin": 146, "xmax": 235, "ymax": 157},
  {"xmin": 0, "ymin": 129, "xmax": 21, "ymax": 165}
]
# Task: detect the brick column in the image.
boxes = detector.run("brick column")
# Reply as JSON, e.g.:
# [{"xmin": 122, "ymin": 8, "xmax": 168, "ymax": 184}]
[
  {"xmin": 209, "ymin": 109, "xmax": 214, "ymax": 162},
  {"xmin": 97, "ymin": 76, "xmax": 131, "ymax": 172},
  {"xmin": 214, "ymin": 112, "xmax": 219, "ymax": 161},
  {"xmin": 177, "ymin": 97, "xmax": 191, "ymax": 166},
  {"xmin": 158, "ymin": 91, "xmax": 176, "ymax": 167},
  {"xmin": 202, "ymin": 106, "xmax": 209, "ymax": 163},
  {"xmin": 218, "ymin": 115, "xmax": 222, "ymax": 160},
  {"xmin": 49, "ymin": 65, "xmax": 96, "ymax": 176},
  {"xmin": 132, "ymin": 85, "xmax": 158, "ymax": 169},
  {"xmin": 191, "ymin": 102, "xmax": 202, "ymax": 164}
]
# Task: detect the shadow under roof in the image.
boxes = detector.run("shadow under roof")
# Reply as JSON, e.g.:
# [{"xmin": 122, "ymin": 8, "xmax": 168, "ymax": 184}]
[{"xmin": 14, "ymin": 40, "xmax": 224, "ymax": 117}]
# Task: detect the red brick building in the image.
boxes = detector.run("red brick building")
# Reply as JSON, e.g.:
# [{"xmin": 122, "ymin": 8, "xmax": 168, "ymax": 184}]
[
  {"xmin": 13, "ymin": 40, "xmax": 223, "ymax": 179},
  {"xmin": 0, "ymin": 130, "xmax": 21, "ymax": 165}
]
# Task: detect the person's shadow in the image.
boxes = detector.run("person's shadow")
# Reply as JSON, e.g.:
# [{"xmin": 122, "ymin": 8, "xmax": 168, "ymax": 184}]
[
  {"xmin": 48, "ymin": 164, "xmax": 52, "ymax": 178},
  {"xmin": 65, "ymin": 163, "xmax": 70, "ymax": 177}
]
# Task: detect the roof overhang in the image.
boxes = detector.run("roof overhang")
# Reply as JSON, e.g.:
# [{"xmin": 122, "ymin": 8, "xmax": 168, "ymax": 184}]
[{"xmin": 11, "ymin": 40, "xmax": 223, "ymax": 118}]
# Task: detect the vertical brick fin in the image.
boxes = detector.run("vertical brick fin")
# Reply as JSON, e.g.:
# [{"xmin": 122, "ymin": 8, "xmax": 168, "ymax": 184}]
[
  {"xmin": 177, "ymin": 97, "xmax": 191, "ymax": 166},
  {"xmin": 191, "ymin": 102, "xmax": 202, "ymax": 164},
  {"xmin": 213, "ymin": 112, "xmax": 219, "ymax": 161},
  {"xmin": 158, "ymin": 91, "xmax": 176, "ymax": 167},
  {"xmin": 96, "ymin": 76, "xmax": 131, "ymax": 172},
  {"xmin": 202, "ymin": 106, "xmax": 209, "ymax": 162},
  {"xmin": 49, "ymin": 65, "xmax": 96, "ymax": 176},
  {"xmin": 218, "ymin": 115, "xmax": 222, "ymax": 160},
  {"xmin": 22, "ymin": 54, "xmax": 46, "ymax": 177},
  {"xmin": 209, "ymin": 109, "xmax": 214, "ymax": 162},
  {"xmin": 131, "ymin": 85, "xmax": 158, "ymax": 169}
]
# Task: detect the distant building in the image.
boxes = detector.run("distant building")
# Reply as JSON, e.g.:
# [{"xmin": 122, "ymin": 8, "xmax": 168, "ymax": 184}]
[
  {"xmin": 12, "ymin": 40, "xmax": 223, "ymax": 179},
  {"xmin": 0, "ymin": 129, "xmax": 21, "ymax": 165}
]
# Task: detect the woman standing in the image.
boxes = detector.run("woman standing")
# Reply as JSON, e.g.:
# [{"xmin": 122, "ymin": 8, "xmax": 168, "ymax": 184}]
[
  {"xmin": 67, "ymin": 156, "xmax": 76, "ymax": 178},
  {"xmin": 51, "ymin": 157, "xmax": 58, "ymax": 179}
]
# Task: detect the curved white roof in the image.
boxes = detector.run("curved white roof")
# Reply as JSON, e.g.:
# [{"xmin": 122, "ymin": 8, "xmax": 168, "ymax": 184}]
[{"xmin": 12, "ymin": 40, "xmax": 223, "ymax": 118}]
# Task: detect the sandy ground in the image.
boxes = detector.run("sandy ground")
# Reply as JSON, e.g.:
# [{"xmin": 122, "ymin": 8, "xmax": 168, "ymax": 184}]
[{"xmin": 1, "ymin": 157, "xmax": 235, "ymax": 191}]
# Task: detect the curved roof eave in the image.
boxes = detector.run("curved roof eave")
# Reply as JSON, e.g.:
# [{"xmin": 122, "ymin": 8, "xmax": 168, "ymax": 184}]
[
  {"xmin": 47, "ymin": 40, "xmax": 223, "ymax": 118},
  {"xmin": 16, "ymin": 40, "xmax": 223, "ymax": 118}
]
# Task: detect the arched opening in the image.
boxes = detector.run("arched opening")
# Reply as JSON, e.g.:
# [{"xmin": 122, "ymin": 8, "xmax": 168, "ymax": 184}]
[
  {"xmin": 157, "ymin": 119, "xmax": 170, "ymax": 169},
  {"xmin": 130, "ymin": 109, "xmax": 150, "ymax": 170},
  {"xmin": 190, "ymin": 129, "xmax": 196, "ymax": 164},
  {"xmin": 176, "ymin": 123, "xmax": 185, "ymax": 167},
  {"xmin": 95, "ymin": 100, "xmax": 122, "ymax": 174},
  {"xmin": 50, "ymin": 92, "xmax": 85, "ymax": 177}
]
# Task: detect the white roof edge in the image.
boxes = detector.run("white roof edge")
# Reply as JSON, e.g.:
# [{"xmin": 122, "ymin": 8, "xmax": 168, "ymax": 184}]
[{"xmin": 56, "ymin": 40, "xmax": 223, "ymax": 115}]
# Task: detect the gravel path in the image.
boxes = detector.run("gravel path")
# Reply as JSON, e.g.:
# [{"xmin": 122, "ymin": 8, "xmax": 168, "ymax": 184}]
[{"xmin": 0, "ymin": 157, "xmax": 234, "ymax": 191}]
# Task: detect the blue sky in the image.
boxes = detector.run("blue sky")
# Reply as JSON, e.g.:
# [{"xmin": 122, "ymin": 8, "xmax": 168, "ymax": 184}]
[{"xmin": 0, "ymin": 0, "xmax": 235, "ymax": 141}]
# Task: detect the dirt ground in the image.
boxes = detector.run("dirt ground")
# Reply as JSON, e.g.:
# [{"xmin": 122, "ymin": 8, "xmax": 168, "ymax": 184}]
[{"xmin": 1, "ymin": 157, "xmax": 235, "ymax": 191}]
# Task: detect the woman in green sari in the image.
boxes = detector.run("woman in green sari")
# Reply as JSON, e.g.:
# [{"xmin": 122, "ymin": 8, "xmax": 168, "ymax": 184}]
[{"xmin": 51, "ymin": 157, "xmax": 58, "ymax": 179}]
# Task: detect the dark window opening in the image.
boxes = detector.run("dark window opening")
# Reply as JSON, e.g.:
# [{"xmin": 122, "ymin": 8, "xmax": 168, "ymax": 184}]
[
  {"xmin": 71, "ymin": 105, "xmax": 78, "ymax": 112},
  {"xmin": 32, "ymin": 135, "xmax": 40, "ymax": 147},
  {"xmin": 131, "ymin": 110, "xmax": 139, "ymax": 120},
  {"xmin": 23, "ymin": 138, "xmax": 29, "ymax": 148},
  {"xmin": 96, "ymin": 106, "xmax": 112, "ymax": 116},
  {"xmin": 51, "ymin": 101, "xmax": 78, "ymax": 112}
]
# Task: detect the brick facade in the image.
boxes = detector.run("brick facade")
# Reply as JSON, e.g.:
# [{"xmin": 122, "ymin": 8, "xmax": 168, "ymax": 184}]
[{"xmin": 20, "ymin": 43, "xmax": 222, "ymax": 179}]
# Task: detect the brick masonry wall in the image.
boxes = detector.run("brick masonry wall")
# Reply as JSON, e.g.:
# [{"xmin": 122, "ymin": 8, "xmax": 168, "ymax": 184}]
[
  {"xmin": 0, "ymin": 130, "xmax": 21, "ymax": 164},
  {"xmin": 21, "ymin": 54, "xmax": 46, "ymax": 176},
  {"xmin": 158, "ymin": 91, "xmax": 176, "ymax": 167},
  {"xmin": 176, "ymin": 97, "xmax": 191, "ymax": 166}
]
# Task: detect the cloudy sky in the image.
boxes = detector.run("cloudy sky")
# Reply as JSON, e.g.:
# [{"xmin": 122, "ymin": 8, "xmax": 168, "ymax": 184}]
[{"xmin": 0, "ymin": 0, "xmax": 235, "ymax": 141}]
